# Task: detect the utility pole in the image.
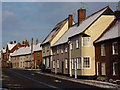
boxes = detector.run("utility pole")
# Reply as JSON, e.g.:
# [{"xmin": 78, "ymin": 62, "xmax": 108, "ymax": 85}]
[{"xmin": 30, "ymin": 37, "xmax": 33, "ymax": 69}]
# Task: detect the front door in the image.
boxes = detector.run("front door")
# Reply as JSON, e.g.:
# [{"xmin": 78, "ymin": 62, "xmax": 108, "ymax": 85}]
[{"xmin": 62, "ymin": 61, "xmax": 64, "ymax": 74}]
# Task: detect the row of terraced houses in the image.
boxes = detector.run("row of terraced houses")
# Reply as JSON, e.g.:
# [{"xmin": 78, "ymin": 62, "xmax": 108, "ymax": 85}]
[
  {"xmin": 1, "ymin": 39, "xmax": 42, "ymax": 69},
  {"xmin": 1, "ymin": 5, "xmax": 120, "ymax": 81},
  {"xmin": 41, "ymin": 6, "xmax": 120, "ymax": 80}
]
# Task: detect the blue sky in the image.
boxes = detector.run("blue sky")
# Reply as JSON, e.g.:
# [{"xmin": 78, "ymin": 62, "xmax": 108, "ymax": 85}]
[{"xmin": 2, "ymin": 2, "xmax": 119, "ymax": 47}]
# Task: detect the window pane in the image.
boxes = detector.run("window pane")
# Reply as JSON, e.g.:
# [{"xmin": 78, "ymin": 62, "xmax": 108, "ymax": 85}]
[{"xmin": 83, "ymin": 57, "xmax": 90, "ymax": 68}]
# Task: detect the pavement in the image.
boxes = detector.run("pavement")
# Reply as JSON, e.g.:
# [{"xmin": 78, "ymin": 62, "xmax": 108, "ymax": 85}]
[{"xmin": 31, "ymin": 69, "xmax": 120, "ymax": 90}]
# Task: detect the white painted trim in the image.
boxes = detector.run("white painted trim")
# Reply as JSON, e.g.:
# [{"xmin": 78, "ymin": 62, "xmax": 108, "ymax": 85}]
[{"xmin": 82, "ymin": 56, "xmax": 91, "ymax": 69}]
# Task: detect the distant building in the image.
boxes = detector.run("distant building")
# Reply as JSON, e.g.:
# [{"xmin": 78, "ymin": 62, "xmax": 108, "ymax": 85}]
[
  {"xmin": 11, "ymin": 42, "xmax": 42, "ymax": 69},
  {"xmin": 1, "ymin": 41, "xmax": 22, "ymax": 68}
]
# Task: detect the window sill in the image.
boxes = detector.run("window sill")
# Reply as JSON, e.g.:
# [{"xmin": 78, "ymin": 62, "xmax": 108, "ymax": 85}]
[{"xmin": 112, "ymin": 54, "xmax": 118, "ymax": 56}]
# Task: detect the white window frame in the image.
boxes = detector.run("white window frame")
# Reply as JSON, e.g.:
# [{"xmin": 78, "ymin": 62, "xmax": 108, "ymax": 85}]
[
  {"xmin": 101, "ymin": 44, "xmax": 106, "ymax": 56},
  {"xmin": 65, "ymin": 45, "xmax": 67, "ymax": 53},
  {"xmin": 83, "ymin": 56, "xmax": 91, "ymax": 69},
  {"xmin": 57, "ymin": 46, "xmax": 59, "ymax": 54},
  {"xmin": 57, "ymin": 59, "xmax": 59, "ymax": 68},
  {"xmin": 70, "ymin": 41, "xmax": 73, "ymax": 50},
  {"xmin": 113, "ymin": 62, "xmax": 118, "ymax": 76},
  {"xmin": 101, "ymin": 62, "xmax": 106, "ymax": 75},
  {"xmin": 96, "ymin": 62, "xmax": 100, "ymax": 76},
  {"xmin": 72, "ymin": 59, "xmax": 74, "ymax": 69},
  {"xmin": 112, "ymin": 42, "xmax": 118, "ymax": 55},
  {"xmin": 61, "ymin": 46, "xmax": 64, "ymax": 54},
  {"xmin": 65, "ymin": 59, "xmax": 68, "ymax": 69},
  {"xmin": 82, "ymin": 37, "xmax": 91, "ymax": 47},
  {"xmin": 77, "ymin": 57, "xmax": 82, "ymax": 69},
  {"xmin": 53, "ymin": 60, "xmax": 55, "ymax": 68},
  {"xmin": 43, "ymin": 58, "xmax": 45, "ymax": 65},
  {"xmin": 76, "ymin": 38, "xmax": 79, "ymax": 49}
]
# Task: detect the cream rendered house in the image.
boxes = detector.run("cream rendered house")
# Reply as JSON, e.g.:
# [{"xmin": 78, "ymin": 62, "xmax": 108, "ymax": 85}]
[
  {"xmin": 41, "ymin": 15, "xmax": 75, "ymax": 72},
  {"xmin": 68, "ymin": 6, "xmax": 115, "ymax": 78}
]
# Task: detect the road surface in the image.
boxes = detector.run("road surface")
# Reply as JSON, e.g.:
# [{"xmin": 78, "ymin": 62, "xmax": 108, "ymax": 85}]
[{"xmin": 2, "ymin": 68, "xmax": 110, "ymax": 89}]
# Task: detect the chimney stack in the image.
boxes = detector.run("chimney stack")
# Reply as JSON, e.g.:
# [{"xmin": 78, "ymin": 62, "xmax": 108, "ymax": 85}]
[
  {"xmin": 22, "ymin": 41, "xmax": 25, "ymax": 47},
  {"xmin": 68, "ymin": 14, "xmax": 73, "ymax": 29},
  {"xmin": 10, "ymin": 41, "xmax": 13, "ymax": 44},
  {"xmin": 115, "ymin": 6, "xmax": 120, "ymax": 20},
  {"xmin": 25, "ymin": 40, "xmax": 28, "ymax": 46},
  {"xmin": 78, "ymin": 8, "xmax": 86, "ymax": 26},
  {"xmin": 36, "ymin": 38, "xmax": 38, "ymax": 45}
]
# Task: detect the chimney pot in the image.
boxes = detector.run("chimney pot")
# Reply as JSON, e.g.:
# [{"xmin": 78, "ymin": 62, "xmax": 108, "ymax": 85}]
[
  {"xmin": 68, "ymin": 14, "xmax": 73, "ymax": 29},
  {"xmin": 78, "ymin": 8, "xmax": 86, "ymax": 26},
  {"xmin": 117, "ymin": 6, "xmax": 119, "ymax": 11},
  {"xmin": 10, "ymin": 41, "xmax": 13, "ymax": 44},
  {"xmin": 14, "ymin": 41, "xmax": 16, "ymax": 43},
  {"xmin": 36, "ymin": 38, "xmax": 39, "ymax": 45}
]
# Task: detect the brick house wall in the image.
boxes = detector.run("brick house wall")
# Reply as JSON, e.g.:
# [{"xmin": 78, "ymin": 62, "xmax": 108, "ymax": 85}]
[
  {"xmin": 34, "ymin": 51, "xmax": 43, "ymax": 69},
  {"xmin": 95, "ymin": 37, "xmax": 120, "ymax": 80}
]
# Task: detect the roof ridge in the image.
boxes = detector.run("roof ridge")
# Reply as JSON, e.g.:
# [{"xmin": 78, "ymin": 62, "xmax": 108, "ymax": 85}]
[{"xmin": 87, "ymin": 6, "xmax": 109, "ymax": 19}]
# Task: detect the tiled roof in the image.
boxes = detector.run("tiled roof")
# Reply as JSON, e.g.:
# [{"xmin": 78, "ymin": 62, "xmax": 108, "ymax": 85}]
[
  {"xmin": 95, "ymin": 20, "xmax": 120, "ymax": 43},
  {"xmin": 52, "ymin": 6, "xmax": 109, "ymax": 47},
  {"xmin": 41, "ymin": 18, "xmax": 68, "ymax": 45}
]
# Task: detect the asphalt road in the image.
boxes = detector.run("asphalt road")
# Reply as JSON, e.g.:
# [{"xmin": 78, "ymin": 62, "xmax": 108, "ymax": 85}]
[{"xmin": 2, "ymin": 68, "xmax": 110, "ymax": 90}]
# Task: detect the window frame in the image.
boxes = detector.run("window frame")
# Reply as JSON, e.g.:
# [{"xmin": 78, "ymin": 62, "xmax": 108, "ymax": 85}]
[
  {"xmin": 76, "ymin": 38, "xmax": 79, "ymax": 49},
  {"xmin": 113, "ymin": 62, "xmax": 118, "ymax": 76},
  {"xmin": 53, "ymin": 60, "xmax": 55, "ymax": 69},
  {"xmin": 82, "ymin": 37, "xmax": 91, "ymax": 47},
  {"xmin": 83, "ymin": 56, "xmax": 91, "ymax": 69},
  {"xmin": 112, "ymin": 42, "xmax": 118, "ymax": 55},
  {"xmin": 77, "ymin": 57, "xmax": 82, "ymax": 69},
  {"xmin": 61, "ymin": 46, "xmax": 64, "ymax": 54},
  {"xmin": 57, "ymin": 59, "xmax": 60, "ymax": 68},
  {"xmin": 65, "ymin": 58, "xmax": 68, "ymax": 69},
  {"xmin": 57, "ymin": 46, "xmax": 59, "ymax": 54},
  {"xmin": 101, "ymin": 62, "xmax": 106, "ymax": 75},
  {"xmin": 101, "ymin": 44, "xmax": 106, "ymax": 56}
]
